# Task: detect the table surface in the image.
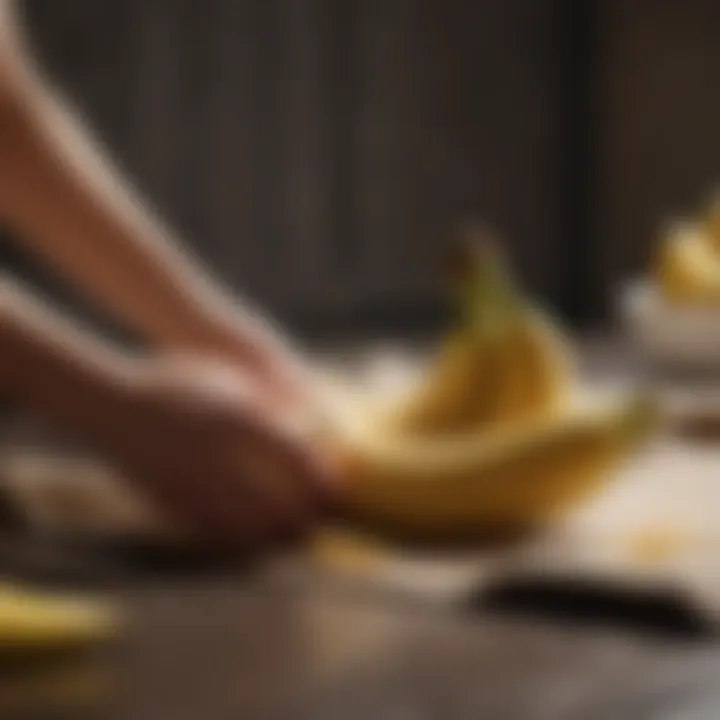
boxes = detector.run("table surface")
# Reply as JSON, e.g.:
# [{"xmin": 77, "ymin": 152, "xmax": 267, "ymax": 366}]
[
  {"xmin": 1, "ymin": 338, "xmax": 720, "ymax": 720},
  {"xmin": 116, "ymin": 573, "xmax": 720, "ymax": 720},
  {"xmin": 0, "ymin": 553, "xmax": 716, "ymax": 720},
  {"xmin": 0, "ymin": 540, "xmax": 717, "ymax": 720}
]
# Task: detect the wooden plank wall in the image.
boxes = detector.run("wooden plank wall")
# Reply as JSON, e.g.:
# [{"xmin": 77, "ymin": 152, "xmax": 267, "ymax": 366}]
[
  {"xmin": 598, "ymin": 0, "xmax": 720, "ymax": 312},
  {"xmin": 16, "ymin": 0, "xmax": 576, "ymax": 337}
]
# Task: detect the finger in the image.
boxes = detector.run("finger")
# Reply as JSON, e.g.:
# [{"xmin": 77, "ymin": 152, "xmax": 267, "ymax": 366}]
[
  {"xmin": 234, "ymin": 443, "xmax": 315, "ymax": 541},
  {"xmin": 245, "ymin": 413, "xmax": 341, "ymax": 520},
  {"xmin": 255, "ymin": 359, "xmax": 323, "ymax": 419},
  {"xmin": 307, "ymin": 444, "xmax": 350, "ymax": 516}
]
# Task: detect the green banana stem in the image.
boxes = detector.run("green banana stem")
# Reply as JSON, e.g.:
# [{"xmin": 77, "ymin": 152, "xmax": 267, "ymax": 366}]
[
  {"xmin": 450, "ymin": 237, "xmax": 524, "ymax": 337},
  {"xmin": 477, "ymin": 243, "xmax": 523, "ymax": 329}
]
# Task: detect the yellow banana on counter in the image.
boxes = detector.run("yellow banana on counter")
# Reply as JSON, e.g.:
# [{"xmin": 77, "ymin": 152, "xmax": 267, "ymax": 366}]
[
  {"xmin": 477, "ymin": 244, "xmax": 574, "ymax": 428},
  {"xmin": 380, "ymin": 238, "xmax": 574, "ymax": 436},
  {"xmin": 310, "ymin": 237, "xmax": 624, "ymax": 556},
  {"xmin": 494, "ymin": 307, "xmax": 572, "ymax": 425},
  {"xmin": 333, "ymin": 393, "xmax": 657, "ymax": 544},
  {"xmin": 655, "ymin": 219, "xmax": 720, "ymax": 305},
  {"xmin": 379, "ymin": 244, "xmax": 509, "ymax": 436}
]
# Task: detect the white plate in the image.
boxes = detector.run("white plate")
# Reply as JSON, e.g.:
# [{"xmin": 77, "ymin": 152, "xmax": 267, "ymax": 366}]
[{"xmin": 621, "ymin": 280, "xmax": 720, "ymax": 373}]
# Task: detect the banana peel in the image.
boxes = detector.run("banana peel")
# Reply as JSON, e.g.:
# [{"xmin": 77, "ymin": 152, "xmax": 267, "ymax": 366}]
[
  {"xmin": 309, "ymin": 527, "xmax": 390, "ymax": 575},
  {"xmin": 0, "ymin": 582, "xmax": 117, "ymax": 655},
  {"xmin": 655, "ymin": 220, "xmax": 720, "ymax": 306}
]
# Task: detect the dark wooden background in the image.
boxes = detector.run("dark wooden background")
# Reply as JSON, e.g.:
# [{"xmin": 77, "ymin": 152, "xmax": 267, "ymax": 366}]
[
  {"xmin": 5, "ymin": 0, "xmax": 720, "ymax": 339},
  {"xmin": 598, "ymin": 0, "xmax": 720, "ymax": 305}
]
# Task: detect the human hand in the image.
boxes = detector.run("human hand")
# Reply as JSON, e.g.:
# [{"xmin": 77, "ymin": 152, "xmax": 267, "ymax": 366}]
[
  {"xmin": 84, "ymin": 355, "xmax": 338, "ymax": 550},
  {"xmin": 185, "ymin": 311, "xmax": 326, "ymax": 424},
  {"xmin": 0, "ymin": 275, "xmax": 338, "ymax": 552}
]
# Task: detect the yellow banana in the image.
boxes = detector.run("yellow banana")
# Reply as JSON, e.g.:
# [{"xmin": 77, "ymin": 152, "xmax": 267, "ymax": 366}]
[
  {"xmin": 0, "ymin": 583, "xmax": 117, "ymax": 653},
  {"xmin": 495, "ymin": 307, "xmax": 572, "ymax": 424},
  {"xmin": 334, "ymin": 393, "xmax": 657, "ymax": 544},
  {"xmin": 0, "ymin": 659, "xmax": 109, "ymax": 716},
  {"xmin": 655, "ymin": 220, "xmax": 720, "ymax": 305},
  {"xmin": 310, "ymin": 240, "xmax": 582, "ymax": 561},
  {"xmin": 380, "ymin": 246, "xmax": 509, "ymax": 435},
  {"xmin": 381, "ymin": 330, "xmax": 507, "ymax": 436},
  {"xmin": 479, "ymin": 246, "xmax": 574, "ymax": 427},
  {"xmin": 380, "ymin": 240, "xmax": 573, "ymax": 436}
]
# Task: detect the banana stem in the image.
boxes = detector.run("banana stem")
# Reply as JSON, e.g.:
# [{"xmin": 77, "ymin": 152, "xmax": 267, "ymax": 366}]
[{"xmin": 453, "ymin": 239, "xmax": 523, "ymax": 336}]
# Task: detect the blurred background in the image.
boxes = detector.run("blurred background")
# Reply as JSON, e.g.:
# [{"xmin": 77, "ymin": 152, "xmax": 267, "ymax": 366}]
[
  {"xmin": 3, "ymin": 2, "xmax": 720, "ymax": 718},
  {"xmin": 8, "ymin": 0, "xmax": 720, "ymax": 343}
]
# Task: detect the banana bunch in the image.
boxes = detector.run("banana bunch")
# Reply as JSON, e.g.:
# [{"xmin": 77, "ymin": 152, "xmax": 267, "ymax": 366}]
[
  {"xmin": 377, "ymin": 242, "xmax": 573, "ymax": 436},
  {"xmin": 321, "ymin": 236, "xmax": 658, "ymax": 546},
  {"xmin": 654, "ymin": 195, "xmax": 720, "ymax": 306}
]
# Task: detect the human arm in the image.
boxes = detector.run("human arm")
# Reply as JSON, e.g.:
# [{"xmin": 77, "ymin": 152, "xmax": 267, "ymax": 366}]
[
  {"xmin": 0, "ymin": 2, "xmax": 313, "ymax": 410},
  {"xmin": 0, "ymin": 276, "xmax": 333, "ymax": 548}
]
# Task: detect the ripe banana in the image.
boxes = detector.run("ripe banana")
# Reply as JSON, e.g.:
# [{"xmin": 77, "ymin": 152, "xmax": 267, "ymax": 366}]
[
  {"xmin": 379, "ymin": 252, "xmax": 508, "ymax": 436},
  {"xmin": 380, "ymin": 329, "xmax": 506, "ymax": 436},
  {"xmin": 655, "ymin": 220, "xmax": 720, "ymax": 305},
  {"xmin": 333, "ymin": 393, "xmax": 657, "ymax": 544},
  {"xmin": 497, "ymin": 307, "xmax": 572, "ymax": 424},
  {"xmin": 380, "ymin": 241, "xmax": 573, "ymax": 436},
  {"xmin": 480, "ymin": 247, "xmax": 574, "ymax": 427}
]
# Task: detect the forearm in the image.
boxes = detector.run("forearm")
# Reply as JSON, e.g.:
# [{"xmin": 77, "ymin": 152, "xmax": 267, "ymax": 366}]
[
  {"xmin": 0, "ymin": 30, "xmax": 273, "ymax": 357},
  {"xmin": 0, "ymin": 276, "xmax": 133, "ymax": 434}
]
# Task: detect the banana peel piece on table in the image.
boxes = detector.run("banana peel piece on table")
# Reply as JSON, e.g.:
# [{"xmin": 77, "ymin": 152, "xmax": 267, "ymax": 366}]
[
  {"xmin": 315, "ymin": 239, "xmax": 656, "ymax": 550},
  {"xmin": 0, "ymin": 582, "xmax": 117, "ymax": 655},
  {"xmin": 0, "ymin": 583, "xmax": 117, "ymax": 714}
]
